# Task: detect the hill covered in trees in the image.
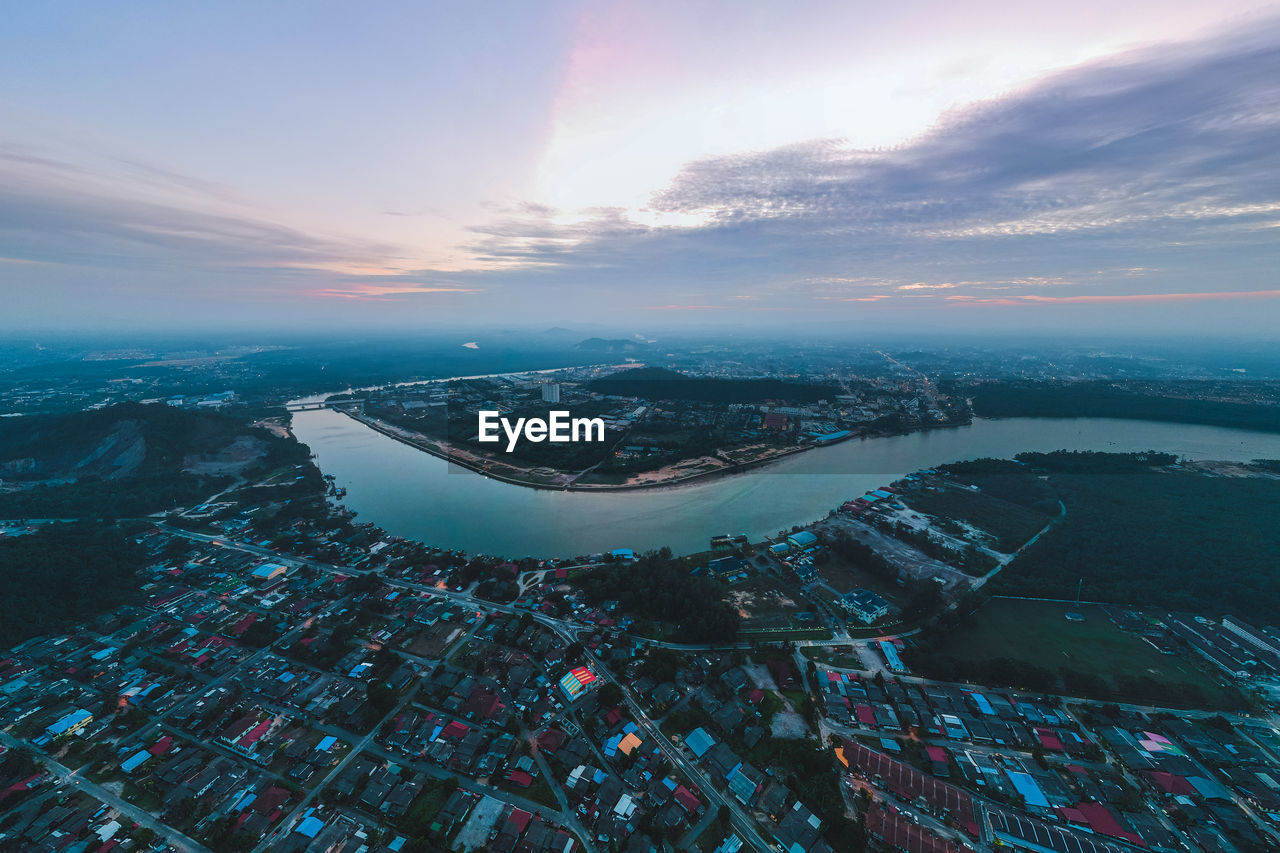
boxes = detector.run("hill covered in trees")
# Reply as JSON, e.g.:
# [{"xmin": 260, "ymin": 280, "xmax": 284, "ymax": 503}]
[
  {"xmin": 0, "ymin": 402, "xmax": 308, "ymax": 518},
  {"xmin": 0, "ymin": 522, "xmax": 146, "ymax": 645},
  {"xmin": 588, "ymin": 367, "xmax": 838, "ymax": 404},
  {"xmin": 962, "ymin": 452, "xmax": 1280, "ymax": 621}
]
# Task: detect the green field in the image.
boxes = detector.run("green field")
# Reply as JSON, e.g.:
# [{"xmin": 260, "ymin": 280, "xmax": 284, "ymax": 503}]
[{"xmin": 914, "ymin": 598, "xmax": 1241, "ymax": 709}]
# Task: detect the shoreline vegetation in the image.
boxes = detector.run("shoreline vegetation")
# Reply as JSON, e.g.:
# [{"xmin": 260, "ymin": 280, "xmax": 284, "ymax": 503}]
[{"xmin": 336, "ymin": 407, "xmax": 966, "ymax": 492}]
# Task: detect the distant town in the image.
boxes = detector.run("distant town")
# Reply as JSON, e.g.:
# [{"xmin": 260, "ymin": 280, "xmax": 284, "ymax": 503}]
[{"xmin": 1, "ymin": 336, "xmax": 1280, "ymax": 853}]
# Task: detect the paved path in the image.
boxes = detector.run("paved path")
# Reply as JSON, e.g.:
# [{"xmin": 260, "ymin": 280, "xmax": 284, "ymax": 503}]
[{"xmin": 0, "ymin": 731, "xmax": 212, "ymax": 853}]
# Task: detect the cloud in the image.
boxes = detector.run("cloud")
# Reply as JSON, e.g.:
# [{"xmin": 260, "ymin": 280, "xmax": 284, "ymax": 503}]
[
  {"xmin": 448, "ymin": 17, "xmax": 1280, "ymax": 312},
  {"xmin": 3, "ymin": 15, "xmax": 1280, "ymax": 330},
  {"xmin": 0, "ymin": 146, "xmax": 407, "ymax": 276},
  {"xmin": 948, "ymin": 289, "xmax": 1280, "ymax": 306}
]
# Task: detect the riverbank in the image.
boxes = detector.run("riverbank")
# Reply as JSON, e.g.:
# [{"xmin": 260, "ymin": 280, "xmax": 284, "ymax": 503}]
[
  {"xmin": 338, "ymin": 408, "xmax": 825, "ymax": 492},
  {"xmin": 290, "ymin": 409, "xmax": 1280, "ymax": 557}
]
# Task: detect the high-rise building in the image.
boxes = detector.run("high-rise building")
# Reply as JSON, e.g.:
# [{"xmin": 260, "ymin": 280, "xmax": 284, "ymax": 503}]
[{"xmin": 541, "ymin": 382, "xmax": 561, "ymax": 403}]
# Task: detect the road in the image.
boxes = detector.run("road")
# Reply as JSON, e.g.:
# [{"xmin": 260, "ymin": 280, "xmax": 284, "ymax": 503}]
[
  {"xmin": 151, "ymin": 523, "xmax": 1280, "ymax": 850},
  {"xmin": 0, "ymin": 730, "xmax": 212, "ymax": 853}
]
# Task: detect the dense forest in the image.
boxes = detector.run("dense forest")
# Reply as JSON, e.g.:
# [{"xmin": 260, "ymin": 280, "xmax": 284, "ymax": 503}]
[
  {"xmin": 0, "ymin": 522, "xmax": 146, "ymax": 645},
  {"xmin": 576, "ymin": 550, "xmax": 741, "ymax": 642},
  {"xmin": 980, "ymin": 452, "xmax": 1280, "ymax": 621},
  {"xmin": 588, "ymin": 367, "xmax": 838, "ymax": 403},
  {"xmin": 0, "ymin": 402, "xmax": 309, "ymax": 518},
  {"xmin": 971, "ymin": 383, "xmax": 1280, "ymax": 433}
]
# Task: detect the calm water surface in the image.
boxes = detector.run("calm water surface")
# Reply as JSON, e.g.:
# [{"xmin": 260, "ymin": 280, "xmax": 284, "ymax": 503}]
[{"xmin": 290, "ymin": 409, "xmax": 1280, "ymax": 558}]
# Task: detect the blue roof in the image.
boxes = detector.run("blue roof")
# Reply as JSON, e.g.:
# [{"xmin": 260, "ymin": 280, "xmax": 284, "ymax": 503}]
[
  {"xmin": 787, "ymin": 531, "xmax": 818, "ymax": 546},
  {"xmin": 121, "ymin": 750, "xmax": 151, "ymax": 773},
  {"xmin": 316, "ymin": 735, "xmax": 338, "ymax": 751},
  {"xmin": 685, "ymin": 727, "xmax": 716, "ymax": 758},
  {"xmin": 296, "ymin": 816, "xmax": 325, "ymax": 839},
  {"xmin": 46, "ymin": 709, "xmax": 93, "ymax": 736},
  {"xmin": 878, "ymin": 641, "xmax": 906, "ymax": 672},
  {"xmin": 1007, "ymin": 771, "xmax": 1050, "ymax": 809}
]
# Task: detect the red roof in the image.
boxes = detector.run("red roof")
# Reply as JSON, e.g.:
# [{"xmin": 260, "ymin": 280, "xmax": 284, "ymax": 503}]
[
  {"xmin": 856, "ymin": 705, "xmax": 876, "ymax": 726},
  {"xmin": 441, "ymin": 720, "xmax": 469, "ymax": 740},
  {"xmin": 1076, "ymin": 801, "xmax": 1145, "ymax": 846},
  {"xmin": 925, "ymin": 746, "xmax": 948, "ymax": 763},
  {"xmin": 748, "ymin": 688, "xmax": 765, "ymax": 704},
  {"xmin": 537, "ymin": 728, "xmax": 567, "ymax": 752},
  {"xmin": 1056, "ymin": 806, "xmax": 1088, "ymax": 825},
  {"xmin": 253, "ymin": 786, "xmax": 291, "ymax": 815},
  {"xmin": 149, "ymin": 736, "xmax": 173, "ymax": 755},
  {"xmin": 1035, "ymin": 727, "xmax": 1065, "ymax": 752},
  {"xmin": 506, "ymin": 770, "xmax": 534, "ymax": 787},
  {"xmin": 673, "ymin": 785, "xmax": 701, "ymax": 813},
  {"xmin": 230, "ymin": 615, "xmax": 257, "ymax": 636},
  {"xmin": 464, "ymin": 686, "xmax": 506, "ymax": 720},
  {"xmin": 1145, "ymin": 771, "xmax": 1197, "ymax": 796},
  {"xmin": 605, "ymin": 706, "xmax": 624, "ymax": 725},
  {"xmin": 508, "ymin": 808, "xmax": 533, "ymax": 833},
  {"xmin": 237, "ymin": 719, "xmax": 272, "ymax": 749}
]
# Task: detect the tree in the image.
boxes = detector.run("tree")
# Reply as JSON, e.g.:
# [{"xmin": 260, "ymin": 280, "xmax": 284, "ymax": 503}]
[{"xmin": 598, "ymin": 682, "xmax": 623, "ymax": 706}]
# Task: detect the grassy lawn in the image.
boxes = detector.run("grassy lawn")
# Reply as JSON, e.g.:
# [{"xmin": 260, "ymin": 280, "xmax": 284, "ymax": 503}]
[
  {"xmin": 496, "ymin": 773, "xmax": 559, "ymax": 809},
  {"xmin": 801, "ymin": 645, "xmax": 865, "ymax": 670},
  {"xmin": 941, "ymin": 598, "xmax": 1235, "ymax": 706},
  {"xmin": 740, "ymin": 626, "xmax": 832, "ymax": 642}
]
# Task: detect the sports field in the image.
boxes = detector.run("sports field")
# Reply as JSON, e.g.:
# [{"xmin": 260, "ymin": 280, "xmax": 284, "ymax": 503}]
[{"xmin": 943, "ymin": 597, "xmax": 1237, "ymax": 707}]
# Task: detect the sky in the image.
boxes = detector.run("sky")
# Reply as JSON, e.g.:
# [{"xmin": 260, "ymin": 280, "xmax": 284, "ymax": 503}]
[{"xmin": 2, "ymin": 0, "xmax": 1279, "ymax": 336}]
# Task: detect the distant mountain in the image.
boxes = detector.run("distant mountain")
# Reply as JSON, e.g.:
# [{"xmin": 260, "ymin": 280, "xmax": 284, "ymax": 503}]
[{"xmin": 575, "ymin": 337, "xmax": 651, "ymax": 354}]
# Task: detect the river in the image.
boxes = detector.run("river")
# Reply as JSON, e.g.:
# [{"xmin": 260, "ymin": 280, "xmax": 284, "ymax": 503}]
[{"xmin": 289, "ymin": 409, "xmax": 1280, "ymax": 558}]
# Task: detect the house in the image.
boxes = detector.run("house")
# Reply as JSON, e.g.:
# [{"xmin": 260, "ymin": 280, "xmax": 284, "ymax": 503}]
[
  {"xmin": 837, "ymin": 589, "xmax": 891, "ymax": 624},
  {"xmin": 787, "ymin": 531, "xmax": 818, "ymax": 550}
]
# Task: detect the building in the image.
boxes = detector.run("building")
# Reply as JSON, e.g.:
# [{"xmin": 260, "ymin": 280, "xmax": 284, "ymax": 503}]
[
  {"xmin": 559, "ymin": 666, "xmax": 597, "ymax": 701},
  {"xmin": 762, "ymin": 412, "xmax": 789, "ymax": 431},
  {"xmin": 541, "ymin": 383, "xmax": 561, "ymax": 403},
  {"xmin": 46, "ymin": 708, "xmax": 94, "ymax": 739},
  {"xmin": 251, "ymin": 563, "xmax": 287, "ymax": 582},
  {"xmin": 838, "ymin": 589, "xmax": 891, "ymax": 624},
  {"xmin": 787, "ymin": 531, "xmax": 818, "ymax": 550},
  {"xmin": 1222, "ymin": 616, "xmax": 1280, "ymax": 660}
]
